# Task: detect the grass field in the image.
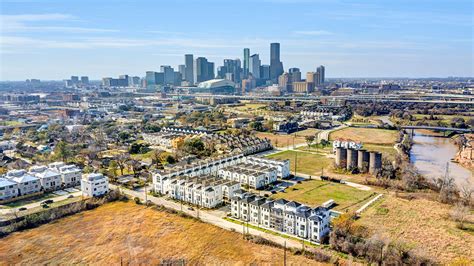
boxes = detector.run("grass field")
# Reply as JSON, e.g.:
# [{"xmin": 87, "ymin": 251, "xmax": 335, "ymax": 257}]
[
  {"xmin": 257, "ymin": 129, "xmax": 320, "ymax": 148},
  {"xmin": 267, "ymin": 150, "xmax": 333, "ymax": 176},
  {"xmin": 329, "ymin": 127, "xmax": 398, "ymax": 145},
  {"xmin": 357, "ymin": 193, "xmax": 474, "ymax": 264},
  {"xmin": 0, "ymin": 202, "xmax": 326, "ymax": 265},
  {"xmin": 272, "ymin": 179, "xmax": 375, "ymax": 212}
]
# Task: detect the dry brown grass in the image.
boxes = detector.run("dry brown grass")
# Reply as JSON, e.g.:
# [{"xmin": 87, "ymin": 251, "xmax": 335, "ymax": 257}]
[
  {"xmin": 329, "ymin": 128, "xmax": 398, "ymax": 145},
  {"xmin": 0, "ymin": 201, "xmax": 328, "ymax": 265},
  {"xmin": 257, "ymin": 129, "xmax": 319, "ymax": 148},
  {"xmin": 357, "ymin": 192, "xmax": 474, "ymax": 264}
]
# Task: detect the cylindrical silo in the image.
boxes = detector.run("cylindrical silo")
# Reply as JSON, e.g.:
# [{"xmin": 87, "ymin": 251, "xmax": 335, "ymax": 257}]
[
  {"xmin": 335, "ymin": 147, "xmax": 347, "ymax": 168},
  {"xmin": 369, "ymin": 152, "xmax": 383, "ymax": 174},
  {"xmin": 346, "ymin": 149, "xmax": 358, "ymax": 170},
  {"xmin": 357, "ymin": 150, "xmax": 370, "ymax": 173}
]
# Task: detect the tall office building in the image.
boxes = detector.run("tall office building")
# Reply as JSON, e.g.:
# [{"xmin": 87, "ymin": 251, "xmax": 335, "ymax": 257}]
[
  {"xmin": 288, "ymin": 68, "xmax": 301, "ymax": 82},
  {"xmin": 160, "ymin": 65, "xmax": 174, "ymax": 85},
  {"xmin": 194, "ymin": 57, "xmax": 214, "ymax": 84},
  {"xmin": 223, "ymin": 59, "xmax": 242, "ymax": 83},
  {"xmin": 260, "ymin": 65, "xmax": 271, "ymax": 81},
  {"xmin": 249, "ymin": 54, "xmax": 261, "ymax": 79},
  {"xmin": 306, "ymin": 72, "xmax": 317, "ymax": 83},
  {"xmin": 178, "ymin": 64, "xmax": 186, "ymax": 79},
  {"xmin": 80, "ymin": 76, "xmax": 89, "ymax": 85},
  {"xmin": 71, "ymin": 76, "xmax": 79, "ymax": 84},
  {"xmin": 317, "ymin": 65, "xmax": 325, "ymax": 84},
  {"xmin": 270, "ymin": 43, "xmax": 284, "ymax": 82},
  {"xmin": 185, "ymin": 54, "xmax": 194, "ymax": 84},
  {"xmin": 243, "ymin": 48, "xmax": 250, "ymax": 78},
  {"xmin": 119, "ymin": 75, "xmax": 130, "ymax": 86}
]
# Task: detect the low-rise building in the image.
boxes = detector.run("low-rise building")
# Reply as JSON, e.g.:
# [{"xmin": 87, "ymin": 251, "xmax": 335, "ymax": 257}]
[
  {"xmin": 0, "ymin": 177, "xmax": 19, "ymax": 201},
  {"xmin": 81, "ymin": 173, "xmax": 109, "ymax": 197},
  {"xmin": 5, "ymin": 170, "xmax": 41, "ymax": 196},
  {"xmin": 231, "ymin": 192, "xmax": 331, "ymax": 242},
  {"xmin": 49, "ymin": 162, "xmax": 82, "ymax": 187},
  {"xmin": 29, "ymin": 165, "xmax": 62, "ymax": 191}
]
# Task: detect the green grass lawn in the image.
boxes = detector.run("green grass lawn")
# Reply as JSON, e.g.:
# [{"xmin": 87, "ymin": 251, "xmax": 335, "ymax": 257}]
[
  {"xmin": 2, "ymin": 193, "xmax": 56, "ymax": 208},
  {"xmin": 267, "ymin": 150, "xmax": 333, "ymax": 176},
  {"xmin": 272, "ymin": 179, "xmax": 376, "ymax": 212}
]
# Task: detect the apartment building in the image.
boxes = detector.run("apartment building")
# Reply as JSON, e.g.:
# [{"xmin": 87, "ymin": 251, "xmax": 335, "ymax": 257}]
[
  {"xmin": 0, "ymin": 177, "xmax": 19, "ymax": 201},
  {"xmin": 29, "ymin": 165, "xmax": 62, "ymax": 191},
  {"xmin": 231, "ymin": 192, "xmax": 331, "ymax": 242},
  {"xmin": 81, "ymin": 173, "xmax": 109, "ymax": 197},
  {"xmin": 4, "ymin": 170, "xmax": 41, "ymax": 196}
]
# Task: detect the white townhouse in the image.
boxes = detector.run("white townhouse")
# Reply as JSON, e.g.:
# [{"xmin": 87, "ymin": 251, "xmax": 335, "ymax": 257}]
[
  {"xmin": 5, "ymin": 169, "xmax": 41, "ymax": 196},
  {"xmin": 231, "ymin": 192, "xmax": 331, "ymax": 242},
  {"xmin": 243, "ymin": 156, "xmax": 290, "ymax": 179},
  {"xmin": 29, "ymin": 165, "xmax": 62, "ymax": 191},
  {"xmin": 167, "ymin": 175, "xmax": 239, "ymax": 208},
  {"xmin": 218, "ymin": 163, "xmax": 277, "ymax": 189},
  {"xmin": 81, "ymin": 173, "xmax": 109, "ymax": 197},
  {"xmin": 0, "ymin": 177, "xmax": 19, "ymax": 201},
  {"xmin": 49, "ymin": 162, "xmax": 82, "ymax": 187},
  {"xmin": 153, "ymin": 153, "xmax": 245, "ymax": 194}
]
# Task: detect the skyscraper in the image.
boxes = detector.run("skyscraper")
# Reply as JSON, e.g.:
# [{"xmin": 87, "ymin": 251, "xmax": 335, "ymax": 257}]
[
  {"xmin": 270, "ymin": 43, "xmax": 284, "ymax": 82},
  {"xmin": 160, "ymin": 65, "xmax": 174, "ymax": 85},
  {"xmin": 194, "ymin": 57, "xmax": 214, "ymax": 83},
  {"xmin": 243, "ymin": 48, "xmax": 250, "ymax": 78},
  {"xmin": 260, "ymin": 65, "xmax": 271, "ymax": 81},
  {"xmin": 249, "ymin": 54, "xmax": 261, "ymax": 79},
  {"xmin": 185, "ymin": 54, "xmax": 194, "ymax": 84},
  {"xmin": 80, "ymin": 76, "xmax": 89, "ymax": 84},
  {"xmin": 288, "ymin": 68, "xmax": 301, "ymax": 82},
  {"xmin": 317, "ymin": 65, "xmax": 325, "ymax": 84},
  {"xmin": 223, "ymin": 59, "xmax": 242, "ymax": 83}
]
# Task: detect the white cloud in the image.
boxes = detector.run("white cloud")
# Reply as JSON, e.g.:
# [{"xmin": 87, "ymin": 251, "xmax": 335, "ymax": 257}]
[{"xmin": 0, "ymin": 13, "xmax": 118, "ymax": 33}]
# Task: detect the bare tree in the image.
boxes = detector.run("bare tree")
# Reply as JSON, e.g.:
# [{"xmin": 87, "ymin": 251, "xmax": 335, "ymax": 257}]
[
  {"xmin": 115, "ymin": 153, "xmax": 130, "ymax": 176},
  {"xmin": 450, "ymin": 203, "xmax": 469, "ymax": 229},
  {"xmin": 460, "ymin": 181, "xmax": 473, "ymax": 206}
]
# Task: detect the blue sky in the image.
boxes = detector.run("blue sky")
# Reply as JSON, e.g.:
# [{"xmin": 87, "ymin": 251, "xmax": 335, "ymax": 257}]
[{"xmin": 0, "ymin": 0, "xmax": 472, "ymax": 80}]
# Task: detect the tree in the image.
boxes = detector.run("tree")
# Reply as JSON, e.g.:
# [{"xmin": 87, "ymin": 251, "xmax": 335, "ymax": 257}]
[
  {"xmin": 115, "ymin": 153, "xmax": 130, "ymax": 176},
  {"xmin": 151, "ymin": 150, "xmax": 164, "ymax": 169},
  {"xmin": 182, "ymin": 138, "xmax": 205, "ymax": 156},
  {"xmin": 54, "ymin": 141, "xmax": 71, "ymax": 162},
  {"xmin": 108, "ymin": 160, "xmax": 119, "ymax": 180},
  {"xmin": 305, "ymin": 135, "xmax": 315, "ymax": 151}
]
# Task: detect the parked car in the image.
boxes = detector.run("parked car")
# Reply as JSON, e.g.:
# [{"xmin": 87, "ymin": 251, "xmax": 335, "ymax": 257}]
[{"xmin": 18, "ymin": 207, "xmax": 27, "ymax": 211}]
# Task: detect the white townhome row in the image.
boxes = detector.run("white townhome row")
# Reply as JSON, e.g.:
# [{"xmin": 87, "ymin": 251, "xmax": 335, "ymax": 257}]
[
  {"xmin": 0, "ymin": 177, "xmax": 19, "ymax": 201},
  {"xmin": 48, "ymin": 162, "xmax": 82, "ymax": 187},
  {"xmin": 81, "ymin": 173, "xmax": 109, "ymax": 197},
  {"xmin": 4, "ymin": 170, "xmax": 41, "ymax": 196},
  {"xmin": 218, "ymin": 163, "xmax": 278, "ymax": 189},
  {"xmin": 231, "ymin": 191, "xmax": 331, "ymax": 243},
  {"xmin": 29, "ymin": 165, "xmax": 62, "ymax": 191},
  {"xmin": 168, "ymin": 175, "xmax": 240, "ymax": 208},
  {"xmin": 153, "ymin": 153, "xmax": 290, "ymax": 194}
]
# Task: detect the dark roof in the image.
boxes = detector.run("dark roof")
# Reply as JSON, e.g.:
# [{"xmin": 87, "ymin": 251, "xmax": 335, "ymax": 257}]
[
  {"xmin": 286, "ymin": 201, "xmax": 302, "ymax": 208},
  {"xmin": 249, "ymin": 198, "xmax": 267, "ymax": 206},
  {"xmin": 274, "ymin": 198, "xmax": 289, "ymax": 205}
]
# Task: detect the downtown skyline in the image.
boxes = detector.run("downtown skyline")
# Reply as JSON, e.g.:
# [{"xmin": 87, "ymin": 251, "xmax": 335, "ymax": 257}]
[{"xmin": 1, "ymin": 0, "xmax": 473, "ymax": 80}]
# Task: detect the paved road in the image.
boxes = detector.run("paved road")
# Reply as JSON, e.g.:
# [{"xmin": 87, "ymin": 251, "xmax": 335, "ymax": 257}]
[
  {"xmin": 111, "ymin": 184, "xmax": 319, "ymax": 251},
  {"xmin": 0, "ymin": 191, "xmax": 82, "ymax": 215}
]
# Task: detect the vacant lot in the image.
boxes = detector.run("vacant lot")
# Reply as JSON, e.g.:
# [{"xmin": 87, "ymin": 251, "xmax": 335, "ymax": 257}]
[
  {"xmin": 272, "ymin": 179, "xmax": 375, "ymax": 212},
  {"xmin": 267, "ymin": 150, "xmax": 333, "ymax": 176},
  {"xmin": 257, "ymin": 129, "xmax": 319, "ymax": 148},
  {"xmin": 329, "ymin": 127, "xmax": 398, "ymax": 145},
  {"xmin": 0, "ymin": 202, "xmax": 325, "ymax": 265},
  {"xmin": 357, "ymin": 193, "xmax": 474, "ymax": 264}
]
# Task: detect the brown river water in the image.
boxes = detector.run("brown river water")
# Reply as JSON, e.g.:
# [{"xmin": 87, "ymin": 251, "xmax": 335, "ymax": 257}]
[{"xmin": 410, "ymin": 131, "xmax": 473, "ymax": 188}]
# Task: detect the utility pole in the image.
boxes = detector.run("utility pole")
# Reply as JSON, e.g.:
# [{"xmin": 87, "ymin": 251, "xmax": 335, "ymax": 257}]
[
  {"xmin": 144, "ymin": 184, "xmax": 148, "ymax": 206},
  {"xmin": 294, "ymin": 152, "xmax": 298, "ymax": 177},
  {"xmin": 284, "ymin": 241, "xmax": 287, "ymax": 266}
]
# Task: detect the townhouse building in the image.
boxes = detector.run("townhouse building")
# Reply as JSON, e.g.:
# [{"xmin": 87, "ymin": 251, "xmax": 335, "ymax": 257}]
[
  {"xmin": 29, "ymin": 165, "xmax": 62, "ymax": 191},
  {"xmin": 243, "ymin": 156, "xmax": 290, "ymax": 179},
  {"xmin": 49, "ymin": 162, "xmax": 82, "ymax": 187},
  {"xmin": 81, "ymin": 173, "xmax": 109, "ymax": 197},
  {"xmin": 0, "ymin": 177, "xmax": 19, "ymax": 201},
  {"xmin": 231, "ymin": 192, "xmax": 331, "ymax": 242},
  {"xmin": 4, "ymin": 170, "xmax": 41, "ymax": 196},
  {"xmin": 218, "ymin": 163, "xmax": 278, "ymax": 189}
]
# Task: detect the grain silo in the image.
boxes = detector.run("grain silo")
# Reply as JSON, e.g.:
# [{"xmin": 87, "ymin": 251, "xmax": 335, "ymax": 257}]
[
  {"xmin": 357, "ymin": 150, "xmax": 370, "ymax": 172},
  {"xmin": 346, "ymin": 149, "xmax": 359, "ymax": 170}
]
